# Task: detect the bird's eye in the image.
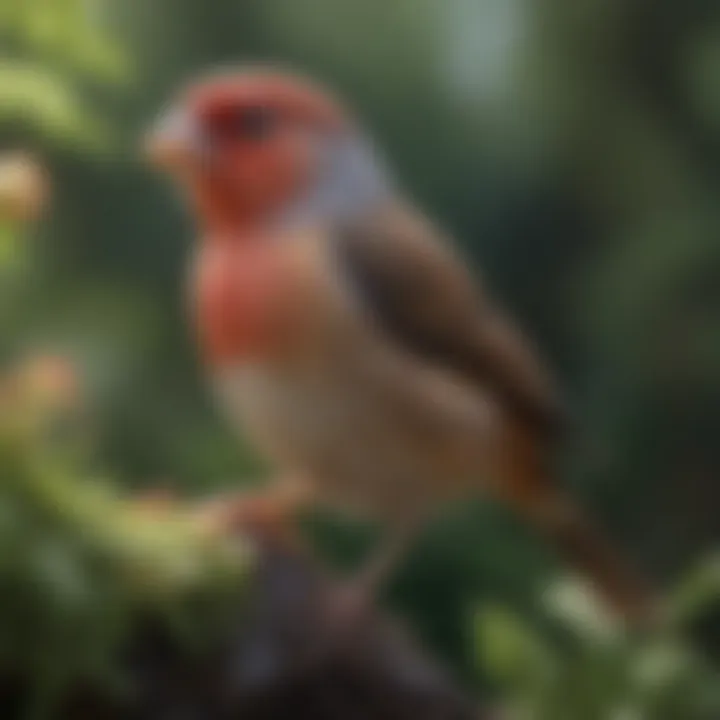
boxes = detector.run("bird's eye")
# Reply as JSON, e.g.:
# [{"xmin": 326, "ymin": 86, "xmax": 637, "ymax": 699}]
[
  {"xmin": 205, "ymin": 103, "xmax": 278, "ymax": 143},
  {"xmin": 231, "ymin": 105, "xmax": 276, "ymax": 140}
]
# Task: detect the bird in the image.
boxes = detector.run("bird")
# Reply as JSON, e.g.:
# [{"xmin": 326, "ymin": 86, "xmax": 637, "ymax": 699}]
[{"xmin": 145, "ymin": 66, "xmax": 651, "ymax": 623}]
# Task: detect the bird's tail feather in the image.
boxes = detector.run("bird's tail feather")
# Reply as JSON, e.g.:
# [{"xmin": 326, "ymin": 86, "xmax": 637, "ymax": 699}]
[{"xmin": 520, "ymin": 490, "xmax": 655, "ymax": 625}]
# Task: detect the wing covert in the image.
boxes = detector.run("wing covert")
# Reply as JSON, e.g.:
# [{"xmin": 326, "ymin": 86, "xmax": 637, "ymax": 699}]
[{"xmin": 334, "ymin": 205, "xmax": 566, "ymax": 436}]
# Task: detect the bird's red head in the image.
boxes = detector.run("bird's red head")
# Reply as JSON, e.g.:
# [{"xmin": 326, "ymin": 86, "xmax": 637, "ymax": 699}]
[{"xmin": 146, "ymin": 68, "xmax": 350, "ymax": 232}]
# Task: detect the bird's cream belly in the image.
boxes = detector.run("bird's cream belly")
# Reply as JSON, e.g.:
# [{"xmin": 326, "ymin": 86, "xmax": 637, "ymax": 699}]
[{"xmin": 212, "ymin": 356, "xmax": 497, "ymax": 520}]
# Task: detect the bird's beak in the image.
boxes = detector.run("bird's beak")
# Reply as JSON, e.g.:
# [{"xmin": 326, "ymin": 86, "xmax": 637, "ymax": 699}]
[{"xmin": 144, "ymin": 108, "xmax": 203, "ymax": 172}]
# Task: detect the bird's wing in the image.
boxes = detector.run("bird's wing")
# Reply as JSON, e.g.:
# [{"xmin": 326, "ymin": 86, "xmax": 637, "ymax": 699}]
[{"xmin": 333, "ymin": 204, "xmax": 565, "ymax": 437}]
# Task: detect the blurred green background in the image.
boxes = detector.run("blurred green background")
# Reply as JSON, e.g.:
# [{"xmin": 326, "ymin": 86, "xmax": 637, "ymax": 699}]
[{"xmin": 1, "ymin": 0, "xmax": 719, "ymax": 716}]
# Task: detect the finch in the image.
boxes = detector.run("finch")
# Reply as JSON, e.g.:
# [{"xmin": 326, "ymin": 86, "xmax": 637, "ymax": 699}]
[{"xmin": 146, "ymin": 67, "xmax": 651, "ymax": 621}]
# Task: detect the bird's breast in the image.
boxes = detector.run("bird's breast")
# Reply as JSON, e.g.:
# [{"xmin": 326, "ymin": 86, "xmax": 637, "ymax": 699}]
[{"xmin": 193, "ymin": 239, "xmax": 297, "ymax": 364}]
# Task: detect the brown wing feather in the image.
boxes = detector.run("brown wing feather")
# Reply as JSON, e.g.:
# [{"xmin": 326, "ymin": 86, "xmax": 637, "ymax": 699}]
[
  {"xmin": 333, "ymin": 207, "xmax": 658, "ymax": 621},
  {"xmin": 334, "ymin": 204, "xmax": 566, "ymax": 437}
]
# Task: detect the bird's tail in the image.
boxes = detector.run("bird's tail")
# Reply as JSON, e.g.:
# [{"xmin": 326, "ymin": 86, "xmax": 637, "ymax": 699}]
[
  {"xmin": 517, "ymin": 489, "xmax": 655, "ymax": 625},
  {"xmin": 497, "ymin": 424, "xmax": 655, "ymax": 625}
]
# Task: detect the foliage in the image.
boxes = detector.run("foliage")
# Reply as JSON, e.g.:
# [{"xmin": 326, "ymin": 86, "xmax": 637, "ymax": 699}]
[
  {"xmin": 0, "ymin": 11, "xmax": 250, "ymax": 708},
  {"xmin": 0, "ymin": 0, "xmax": 129, "ymax": 148},
  {"xmin": 477, "ymin": 573, "xmax": 720, "ymax": 719},
  {"xmin": 0, "ymin": 319, "xmax": 250, "ymax": 717}
]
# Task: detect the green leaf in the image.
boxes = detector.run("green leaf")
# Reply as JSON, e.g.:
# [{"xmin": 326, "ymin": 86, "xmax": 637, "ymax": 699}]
[
  {"xmin": 665, "ymin": 553, "xmax": 720, "ymax": 627},
  {"xmin": 0, "ymin": 0, "xmax": 131, "ymax": 84},
  {"xmin": 0, "ymin": 61, "xmax": 111, "ymax": 147},
  {"xmin": 476, "ymin": 605, "xmax": 555, "ymax": 687},
  {"xmin": 542, "ymin": 576, "xmax": 623, "ymax": 644}
]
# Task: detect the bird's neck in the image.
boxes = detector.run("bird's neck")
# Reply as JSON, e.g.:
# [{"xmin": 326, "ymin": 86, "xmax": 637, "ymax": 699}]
[{"xmin": 278, "ymin": 134, "xmax": 392, "ymax": 231}]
